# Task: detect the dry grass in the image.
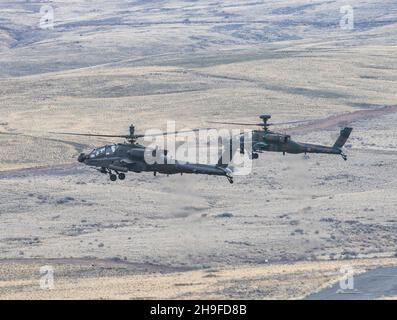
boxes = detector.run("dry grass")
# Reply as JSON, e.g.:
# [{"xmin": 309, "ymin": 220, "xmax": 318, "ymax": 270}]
[
  {"xmin": 0, "ymin": 0, "xmax": 397, "ymax": 299},
  {"xmin": 1, "ymin": 258, "xmax": 397, "ymax": 300}
]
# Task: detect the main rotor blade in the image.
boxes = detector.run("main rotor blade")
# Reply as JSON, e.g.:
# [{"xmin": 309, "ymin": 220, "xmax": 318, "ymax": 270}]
[
  {"xmin": 140, "ymin": 128, "xmax": 214, "ymax": 137},
  {"xmin": 208, "ymin": 119, "xmax": 320, "ymax": 127},
  {"xmin": 208, "ymin": 121, "xmax": 262, "ymax": 126},
  {"xmin": 268, "ymin": 119, "xmax": 320, "ymax": 126},
  {"xmin": 49, "ymin": 128, "xmax": 214, "ymax": 139},
  {"xmin": 48, "ymin": 132, "xmax": 130, "ymax": 138}
]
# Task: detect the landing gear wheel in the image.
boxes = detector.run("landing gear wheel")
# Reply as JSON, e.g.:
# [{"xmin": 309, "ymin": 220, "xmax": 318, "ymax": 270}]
[
  {"xmin": 118, "ymin": 173, "xmax": 126, "ymax": 180},
  {"xmin": 252, "ymin": 153, "xmax": 259, "ymax": 160},
  {"xmin": 110, "ymin": 174, "xmax": 117, "ymax": 181},
  {"xmin": 341, "ymin": 153, "xmax": 347, "ymax": 161},
  {"xmin": 227, "ymin": 176, "xmax": 234, "ymax": 184}
]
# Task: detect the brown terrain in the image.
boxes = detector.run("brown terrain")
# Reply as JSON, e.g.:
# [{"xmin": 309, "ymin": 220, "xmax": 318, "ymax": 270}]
[{"xmin": 0, "ymin": 0, "xmax": 397, "ymax": 299}]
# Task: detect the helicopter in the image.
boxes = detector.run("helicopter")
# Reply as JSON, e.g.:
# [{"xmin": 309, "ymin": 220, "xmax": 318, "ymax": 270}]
[
  {"xmin": 209, "ymin": 114, "xmax": 353, "ymax": 161},
  {"xmin": 51, "ymin": 125, "xmax": 236, "ymax": 184}
]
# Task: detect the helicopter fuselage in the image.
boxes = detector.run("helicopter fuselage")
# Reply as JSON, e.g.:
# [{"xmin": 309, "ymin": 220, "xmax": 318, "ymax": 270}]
[
  {"xmin": 241, "ymin": 128, "xmax": 352, "ymax": 160},
  {"xmin": 78, "ymin": 142, "xmax": 233, "ymax": 182}
]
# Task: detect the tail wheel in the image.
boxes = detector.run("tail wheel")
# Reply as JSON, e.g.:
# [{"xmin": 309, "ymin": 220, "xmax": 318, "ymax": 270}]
[
  {"xmin": 118, "ymin": 173, "xmax": 126, "ymax": 180},
  {"xmin": 110, "ymin": 174, "xmax": 117, "ymax": 181}
]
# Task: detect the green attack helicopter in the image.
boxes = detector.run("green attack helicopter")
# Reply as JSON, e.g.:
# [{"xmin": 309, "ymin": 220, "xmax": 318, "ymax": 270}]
[
  {"xmin": 51, "ymin": 125, "xmax": 236, "ymax": 183},
  {"xmin": 210, "ymin": 114, "xmax": 353, "ymax": 161}
]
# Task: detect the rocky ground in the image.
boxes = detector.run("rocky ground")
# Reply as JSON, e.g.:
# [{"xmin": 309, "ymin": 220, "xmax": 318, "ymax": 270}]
[{"xmin": 1, "ymin": 257, "xmax": 397, "ymax": 299}]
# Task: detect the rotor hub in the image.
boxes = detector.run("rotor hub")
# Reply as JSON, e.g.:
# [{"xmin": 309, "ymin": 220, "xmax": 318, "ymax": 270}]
[
  {"xmin": 259, "ymin": 114, "xmax": 271, "ymax": 121},
  {"xmin": 259, "ymin": 114, "xmax": 271, "ymax": 130},
  {"xmin": 129, "ymin": 124, "xmax": 135, "ymax": 136},
  {"xmin": 259, "ymin": 114, "xmax": 271, "ymax": 124}
]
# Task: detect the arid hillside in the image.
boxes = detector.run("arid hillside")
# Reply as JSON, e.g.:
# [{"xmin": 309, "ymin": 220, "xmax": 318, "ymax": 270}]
[{"xmin": 0, "ymin": 1, "xmax": 396, "ymax": 299}]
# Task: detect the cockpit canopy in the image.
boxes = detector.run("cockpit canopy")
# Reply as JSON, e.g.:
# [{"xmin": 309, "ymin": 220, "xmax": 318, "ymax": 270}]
[{"xmin": 89, "ymin": 145, "xmax": 117, "ymax": 158}]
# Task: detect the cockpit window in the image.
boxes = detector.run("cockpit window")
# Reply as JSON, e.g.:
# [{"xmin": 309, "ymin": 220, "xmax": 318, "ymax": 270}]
[
  {"xmin": 90, "ymin": 147, "xmax": 105, "ymax": 158},
  {"xmin": 89, "ymin": 145, "xmax": 117, "ymax": 159},
  {"xmin": 97, "ymin": 147, "xmax": 106, "ymax": 156},
  {"xmin": 106, "ymin": 145, "xmax": 117, "ymax": 155}
]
